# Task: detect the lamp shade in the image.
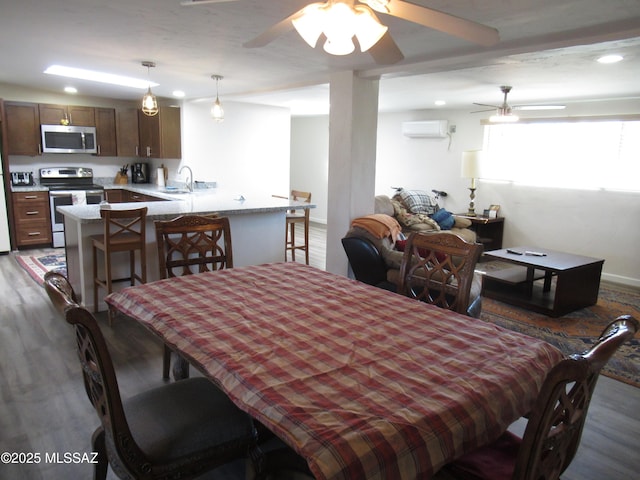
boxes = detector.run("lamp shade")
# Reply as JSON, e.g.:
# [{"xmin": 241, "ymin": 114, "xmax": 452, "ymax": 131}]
[{"xmin": 461, "ymin": 150, "xmax": 483, "ymax": 178}]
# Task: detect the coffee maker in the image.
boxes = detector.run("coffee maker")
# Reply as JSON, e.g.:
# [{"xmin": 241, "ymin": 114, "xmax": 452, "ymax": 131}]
[{"xmin": 132, "ymin": 163, "xmax": 149, "ymax": 184}]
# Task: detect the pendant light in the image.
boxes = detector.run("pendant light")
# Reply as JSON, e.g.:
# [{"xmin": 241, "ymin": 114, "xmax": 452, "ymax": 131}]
[
  {"xmin": 141, "ymin": 61, "xmax": 159, "ymax": 117},
  {"xmin": 211, "ymin": 75, "xmax": 224, "ymax": 123}
]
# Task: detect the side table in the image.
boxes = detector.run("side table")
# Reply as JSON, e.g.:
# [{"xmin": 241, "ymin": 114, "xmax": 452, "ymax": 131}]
[{"xmin": 456, "ymin": 215, "xmax": 504, "ymax": 251}]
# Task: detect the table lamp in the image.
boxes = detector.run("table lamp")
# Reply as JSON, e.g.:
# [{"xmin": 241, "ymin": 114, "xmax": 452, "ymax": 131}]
[{"xmin": 461, "ymin": 150, "xmax": 483, "ymax": 216}]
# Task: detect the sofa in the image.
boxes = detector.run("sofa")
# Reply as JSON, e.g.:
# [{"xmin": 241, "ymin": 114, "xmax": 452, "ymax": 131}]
[{"xmin": 342, "ymin": 190, "xmax": 483, "ymax": 317}]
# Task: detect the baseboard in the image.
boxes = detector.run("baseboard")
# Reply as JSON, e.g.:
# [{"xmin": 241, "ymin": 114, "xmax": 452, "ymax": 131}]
[{"xmin": 601, "ymin": 272, "xmax": 640, "ymax": 289}]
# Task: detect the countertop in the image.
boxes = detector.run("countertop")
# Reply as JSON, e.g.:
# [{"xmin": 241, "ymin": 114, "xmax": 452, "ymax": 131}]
[{"xmin": 54, "ymin": 184, "xmax": 314, "ymax": 223}]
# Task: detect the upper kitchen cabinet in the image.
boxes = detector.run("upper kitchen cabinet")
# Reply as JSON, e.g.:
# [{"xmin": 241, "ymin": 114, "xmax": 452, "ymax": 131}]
[
  {"xmin": 39, "ymin": 104, "xmax": 95, "ymax": 126},
  {"xmin": 4, "ymin": 101, "xmax": 41, "ymax": 156},
  {"xmin": 116, "ymin": 108, "xmax": 140, "ymax": 157},
  {"xmin": 94, "ymin": 108, "xmax": 117, "ymax": 157},
  {"xmin": 138, "ymin": 107, "xmax": 181, "ymax": 159}
]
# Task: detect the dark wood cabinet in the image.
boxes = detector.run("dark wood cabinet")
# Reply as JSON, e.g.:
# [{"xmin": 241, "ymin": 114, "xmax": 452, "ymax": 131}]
[
  {"xmin": 138, "ymin": 107, "xmax": 181, "ymax": 159},
  {"xmin": 106, "ymin": 189, "xmax": 165, "ymax": 203},
  {"xmin": 116, "ymin": 108, "xmax": 140, "ymax": 157},
  {"xmin": 95, "ymin": 108, "xmax": 117, "ymax": 156},
  {"xmin": 457, "ymin": 215, "xmax": 505, "ymax": 251},
  {"xmin": 39, "ymin": 104, "xmax": 95, "ymax": 126},
  {"xmin": 12, "ymin": 191, "xmax": 51, "ymax": 247},
  {"xmin": 4, "ymin": 102, "xmax": 41, "ymax": 155}
]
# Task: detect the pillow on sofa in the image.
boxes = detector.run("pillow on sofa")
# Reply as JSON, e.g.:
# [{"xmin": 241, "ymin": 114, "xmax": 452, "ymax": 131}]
[
  {"xmin": 398, "ymin": 189, "xmax": 439, "ymax": 215},
  {"xmin": 431, "ymin": 209, "xmax": 455, "ymax": 230},
  {"xmin": 391, "ymin": 199, "xmax": 440, "ymax": 231}
]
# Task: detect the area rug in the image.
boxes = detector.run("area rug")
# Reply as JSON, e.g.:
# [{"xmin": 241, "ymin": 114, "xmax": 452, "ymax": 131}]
[
  {"xmin": 480, "ymin": 282, "xmax": 640, "ymax": 387},
  {"xmin": 16, "ymin": 252, "xmax": 67, "ymax": 286}
]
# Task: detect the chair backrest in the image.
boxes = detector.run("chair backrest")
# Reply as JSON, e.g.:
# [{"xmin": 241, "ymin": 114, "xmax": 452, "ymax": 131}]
[
  {"xmin": 513, "ymin": 315, "xmax": 638, "ymax": 480},
  {"xmin": 289, "ymin": 190, "xmax": 311, "ymax": 216},
  {"xmin": 155, "ymin": 215, "xmax": 233, "ymax": 278},
  {"xmin": 398, "ymin": 232, "xmax": 483, "ymax": 314},
  {"xmin": 341, "ymin": 236, "xmax": 388, "ymax": 286},
  {"xmin": 43, "ymin": 271, "xmax": 149, "ymax": 473},
  {"xmin": 100, "ymin": 206, "xmax": 147, "ymax": 250},
  {"xmin": 44, "ymin": 271, "xmax": 79, "ymax": 313}
]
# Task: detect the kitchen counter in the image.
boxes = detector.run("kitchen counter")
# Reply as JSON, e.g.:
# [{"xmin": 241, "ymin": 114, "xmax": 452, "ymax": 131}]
[{"xmin": 58, "ymin": 187, "xmax": 315, "ymax": 311}]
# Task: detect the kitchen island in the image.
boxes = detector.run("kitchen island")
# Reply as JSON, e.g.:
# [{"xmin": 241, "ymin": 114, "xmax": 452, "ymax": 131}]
[{"xmin": 58, "ymin": 187, "xmax": 314, "ymax": 311}]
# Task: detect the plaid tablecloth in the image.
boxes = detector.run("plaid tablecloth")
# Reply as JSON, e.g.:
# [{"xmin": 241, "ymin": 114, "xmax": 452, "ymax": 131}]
[{"xmin": 106, "ymin": 262, "xmax": 563, "ymax": 480}]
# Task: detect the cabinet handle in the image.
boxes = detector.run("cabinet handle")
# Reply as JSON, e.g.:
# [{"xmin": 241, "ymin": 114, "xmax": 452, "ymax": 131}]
[
  {"xmin": 28, "ymin": 232, "xmax": 41, "ymax": 236},
  {"xmin": 24, "ymin": 195, "xmax": 38, "ymax": 199},
  {"xmin": 146, "ymin": 146, "xmax": 151, "ymax": 157},
  {"xmin": 26, "ymin": 211, "xmax": 40, "ymax": 215},
  {"xmin": 135, "ymin": 145, "xmax": 139, "ymax": 156},
  {"xmin": 97, "ymin": 145, "xmax": 101, "ymax": 155}
]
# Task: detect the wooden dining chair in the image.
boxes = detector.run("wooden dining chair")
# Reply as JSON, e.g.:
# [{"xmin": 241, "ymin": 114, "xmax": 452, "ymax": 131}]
[
  {"xmin": 443, "ymin": 315, "xmax": 638, "ymax": 480},
  {"xmin": 398, "ymin": 232, "xmax": 483, "ymax": 316},
  {"xmin": 43, "ymin": 271, "xmax": 261, "ymax": 480},
  {"xmin": 155, "ymin": 214, "xmax": 232, "ymax": 380},
  {"xmin": 92, "ymin": 206, "xmax": 147, "ymax": 324},
  {"xmin": 285, "ymin": 190, "xmax": 311, "ymax": 265}
]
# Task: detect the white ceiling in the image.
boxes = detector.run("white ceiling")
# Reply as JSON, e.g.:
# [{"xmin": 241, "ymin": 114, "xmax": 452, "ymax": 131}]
[{"xmin": 1, "ymin": 0, "xmax": 639, "ymax": 115}]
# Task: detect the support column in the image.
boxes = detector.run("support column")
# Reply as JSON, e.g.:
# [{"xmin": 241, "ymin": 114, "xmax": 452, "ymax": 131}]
[{"xmin": 325, "ymin": 71, "xmax": 379, "ymax": 276}]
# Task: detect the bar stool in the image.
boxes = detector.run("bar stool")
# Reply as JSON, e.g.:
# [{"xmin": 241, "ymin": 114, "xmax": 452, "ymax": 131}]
[
  {"xmin": 92, "ymin": 207, "xmax": 147, "ymax": 324},
  {"xmin": 285, "ymin": 190, "xmax": 311, "ymax": 265}
]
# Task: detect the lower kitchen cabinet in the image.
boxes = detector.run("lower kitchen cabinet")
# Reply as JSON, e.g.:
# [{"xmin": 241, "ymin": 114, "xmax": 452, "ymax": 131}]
[{"xmin": 13, "ymin": 191, "xmax": 52, "ymax": 247}]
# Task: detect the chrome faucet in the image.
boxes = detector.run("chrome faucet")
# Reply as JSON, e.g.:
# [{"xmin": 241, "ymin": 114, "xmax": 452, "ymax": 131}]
[{"xmin": 178, "ymin": 165, "xmax": 193, "ymax": 192}]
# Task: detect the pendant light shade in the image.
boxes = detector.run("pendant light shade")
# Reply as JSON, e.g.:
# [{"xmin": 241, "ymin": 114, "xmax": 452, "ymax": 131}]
[
  {"xmin": 141, "ymin": 61, "xmax": 159, "ymax": 117},
  {"xmin": 211, "ymin": 75, "xmax": 224, "ymax": 123}
]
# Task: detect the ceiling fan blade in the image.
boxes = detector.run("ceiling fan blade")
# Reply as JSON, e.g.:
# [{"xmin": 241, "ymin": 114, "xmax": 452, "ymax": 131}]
[
  {"xmin": 386, "ymin": 1, "xmax": 500, "ymax": 46},
  {"xmin": 368, "ymin": 32, "xmax": 404, "ymax": 65},
  {"xmin": 471, "ymin": 108, "xmax": 495, "ymax": 113},
  {"xmin": 243, "ymin": 10, "xmax": 303, "ymax": 48},
  {"xmin": 180, "ymin": 0, "xmax": 238, "ymax": 6},
  {"xmin": 473, "ymin": 102, "xmax": 499, "ymax": 108}
]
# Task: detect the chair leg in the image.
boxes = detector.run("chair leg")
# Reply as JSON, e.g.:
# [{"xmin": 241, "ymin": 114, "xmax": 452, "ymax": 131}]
[
  {"xmin": 163, "ymin": 344, "xmax": 171, "ymax": 380},
  {"xmin": 93, "ymin": 245, "xmax": 99, "ymax": 313},
  {"xmin": 304, "ymin": 220, "xmax": 310, "ymax": 265},
  {"xmin": 290, "ymin": 223, "xmax": 296, "ymax": 262},
  {"xmin": 91, "ymin": 427, "xmax": 108, "ymax": 480}
]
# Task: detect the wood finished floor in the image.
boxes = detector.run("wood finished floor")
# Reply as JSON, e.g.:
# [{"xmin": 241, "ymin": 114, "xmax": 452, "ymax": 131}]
[{"xmin": 1, "ymin": 222, "xmax": 638, "ymax": 479}]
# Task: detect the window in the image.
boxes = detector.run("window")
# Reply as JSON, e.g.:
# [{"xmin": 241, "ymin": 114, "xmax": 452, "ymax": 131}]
[{"xmin": 481, "ymin": 118, "xmax": 640, "ymax": 191}]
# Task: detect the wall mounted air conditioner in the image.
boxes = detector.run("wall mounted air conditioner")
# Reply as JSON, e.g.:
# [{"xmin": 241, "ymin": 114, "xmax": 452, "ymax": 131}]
[{"xmin": 402, "ymin": 120, "xmax": 449, "ymax": 138}]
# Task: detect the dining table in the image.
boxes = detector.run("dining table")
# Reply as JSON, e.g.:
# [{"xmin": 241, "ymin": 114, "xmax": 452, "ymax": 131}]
[{"xmin": 105, "ymin": 262, "xmax": 563, "ymax": 480}]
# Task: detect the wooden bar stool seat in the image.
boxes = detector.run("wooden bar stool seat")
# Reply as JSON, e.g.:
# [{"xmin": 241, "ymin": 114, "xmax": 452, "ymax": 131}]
[{"xmin": 92, "ymin": 207, "xmax": 147, "ymax": 323}]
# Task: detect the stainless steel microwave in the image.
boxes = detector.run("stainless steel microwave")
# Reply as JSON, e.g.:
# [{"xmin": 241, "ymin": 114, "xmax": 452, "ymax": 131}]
[{"xmin": 41, "ymin": 124, "xmax": 97, "ymax": 154}]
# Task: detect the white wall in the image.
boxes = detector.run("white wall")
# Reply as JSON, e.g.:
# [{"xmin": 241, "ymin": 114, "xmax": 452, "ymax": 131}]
[
  {"xmin": 291, "ymin": 99, "xmax": 640, "ymax": 286},
  {"xmin": 290, "ymin": 116, "xmax": 328, "ymax": 223}
]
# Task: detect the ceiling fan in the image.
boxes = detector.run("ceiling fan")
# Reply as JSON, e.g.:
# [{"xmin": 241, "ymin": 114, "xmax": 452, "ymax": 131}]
[
  {"xmin": 473, "ymin": 86, "xmax": 566, "ymax": 123},
  {"xmin": 182, "ymin": 0, "xmax": 500, "ymax": 65}
]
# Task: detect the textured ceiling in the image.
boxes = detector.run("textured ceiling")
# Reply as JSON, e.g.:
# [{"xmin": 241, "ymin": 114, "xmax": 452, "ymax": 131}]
[{"xmin": 1, "ymin": 0, "xmax": 639, "ymax": 114}]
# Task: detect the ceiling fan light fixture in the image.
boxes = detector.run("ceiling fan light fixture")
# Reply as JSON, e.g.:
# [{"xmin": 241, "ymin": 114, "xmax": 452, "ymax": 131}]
[
  {"xmin": 292, "ymin": 3, "xmax": 326, "ymax": 48},
  {"xmin": 141, "ymin": 61, "xmax": 159, "ymax": 117},
  {"xmin": 353, "ymin": 5, "xmax": 388, "ymax": 52},
  {"xmin": 489, "ymin": 111, "xmax": 519, "ymax": 123},
  {"xmin": 361, "ymin": 0, "xmax": 390, "ymax": 14}
]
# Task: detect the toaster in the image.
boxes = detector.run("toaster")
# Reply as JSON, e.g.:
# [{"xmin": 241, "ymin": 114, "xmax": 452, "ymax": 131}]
[{"xmin": 11, "ymin": 171, "xmax": 35, "ymax": 186}]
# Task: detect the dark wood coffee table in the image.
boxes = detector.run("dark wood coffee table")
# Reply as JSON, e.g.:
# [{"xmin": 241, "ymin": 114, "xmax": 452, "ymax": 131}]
[{"xmin": 481, "ymin": 246, "xmax": 604, "ymax": 317}]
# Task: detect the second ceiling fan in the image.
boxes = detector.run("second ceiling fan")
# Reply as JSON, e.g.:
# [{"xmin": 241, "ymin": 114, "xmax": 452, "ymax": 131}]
[
  {"xmin": 183, "ymin": 0, "xmax": 500, "ymax": 65},
  {"xmin": 473, "ymin": 86, "xmax": 566, "ymax": 122}
]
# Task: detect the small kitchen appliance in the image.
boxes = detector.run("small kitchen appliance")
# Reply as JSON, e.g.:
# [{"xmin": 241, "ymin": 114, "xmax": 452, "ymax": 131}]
[
  {"xmin": 11, "ymin": 171, "xmax": 35, "ymax": 186},
  {"xmin": 132, "ymin": 163, "xmax": 149, "ymax": 184}
]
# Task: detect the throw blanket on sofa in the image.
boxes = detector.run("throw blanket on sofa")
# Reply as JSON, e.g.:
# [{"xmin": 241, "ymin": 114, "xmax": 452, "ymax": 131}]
[{"xmin": 351, "ymin": 214, "xmax": 402, "ymax": 243}]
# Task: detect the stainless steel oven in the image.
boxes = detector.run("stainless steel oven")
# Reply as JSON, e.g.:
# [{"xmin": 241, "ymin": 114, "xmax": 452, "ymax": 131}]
[
  {"xmin": 48, "ymin": 189, "xmax": 104, "ymax": 247},
  {"xmin": 40, "ymin": 167, "xmax": 105, "ymax": 248}
]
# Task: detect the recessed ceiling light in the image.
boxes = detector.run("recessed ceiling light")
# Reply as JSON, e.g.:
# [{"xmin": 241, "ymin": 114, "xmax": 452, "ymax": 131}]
[
  {"xmin": 597, "ymin": 54, "xmax": 623, "ymax": 64},
  {"xmin": 172, "ymin": 90, "xmax": 186, "ymax": 98},
  {"xmin": 44, "ymin": 65, "xmax": 158, "ymax": 89},
  {"xmin": 434, "ymin": 100, "xmax": 446, "ymax": 106},
  {"xmin": 64, "ymin": 86, "xmax": 78, "ymax": 94}
]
